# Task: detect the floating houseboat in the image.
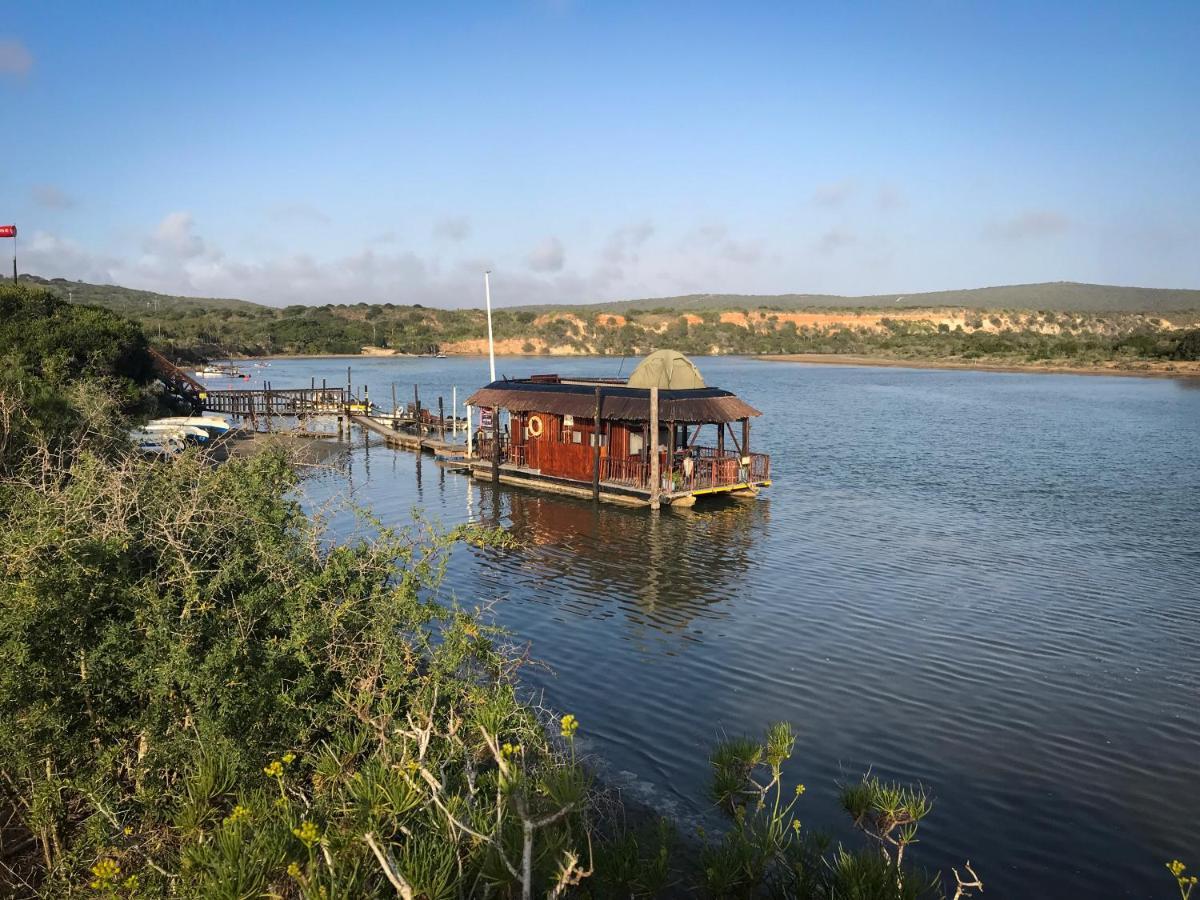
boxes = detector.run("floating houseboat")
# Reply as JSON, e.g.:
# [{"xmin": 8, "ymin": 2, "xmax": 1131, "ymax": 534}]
[{"xmin": 464, "ymin": 350, "xmax": 770, "ymax": 507}]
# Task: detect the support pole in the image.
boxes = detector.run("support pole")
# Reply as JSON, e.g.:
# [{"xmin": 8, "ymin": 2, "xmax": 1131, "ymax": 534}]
[
  {"xmin": 742, "ymin": 418, "xmax": 750, "ymax": 456},
  {"xmin": 452, "ymin": 386, "xmax": 457, "ymax": 433},
  {"xmin": 466, "ymin": 405, "xmax": 473, "ymax": 458},
  {"xmin": 491, "ymin": 406, "xmax": 500, "ymax": 483},
  {"xmin": 592, "ymin": 386, "xmax": 602, "ymax": 503},
  {"xmin": 414, "ymin": 384, "xmax": 421, "ymax": 430},
  {"xmin": 438, "ymin": 396, "xmax": 445, "ymax": 440},
  {"xmin": 649, "ymin": 387, "xmax": 660, "ymax": 510},
  {"xmin": 391, "ymin": 383, "xmax": 397, "ymax": 426}
]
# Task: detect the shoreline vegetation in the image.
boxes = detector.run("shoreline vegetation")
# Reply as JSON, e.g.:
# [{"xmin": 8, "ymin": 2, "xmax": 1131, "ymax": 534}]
[
  {"xmin": 21, "ymin": 275, "xmax": 1200, "ymax": 376},
  {"xmin": 0, "ymin": 282, "xmax": 1191, "ymax": 897},
  {"xmin": 756, "ymin": 352, "xmax": 1200, "ymax": 379}
]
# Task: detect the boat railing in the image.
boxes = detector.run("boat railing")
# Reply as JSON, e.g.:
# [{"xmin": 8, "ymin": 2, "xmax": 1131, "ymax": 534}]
[{"xmin": 600, "ymin": 456, "xmax": 650, "ymax": 488}]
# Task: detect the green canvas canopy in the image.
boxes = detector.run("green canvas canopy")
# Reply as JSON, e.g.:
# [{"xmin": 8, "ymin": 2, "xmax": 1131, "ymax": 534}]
[{"xmin": 625, "ymin": 349, "xmax": 706, "ymax": 390}]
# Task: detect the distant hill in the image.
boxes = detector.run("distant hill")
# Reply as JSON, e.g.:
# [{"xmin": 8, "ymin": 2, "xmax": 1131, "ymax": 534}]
[
  {"xmin": 14, "ymin": 275, "xmax": 1200, "ymax": 316},
  {"xmin": 537, "ymin": 282, "xmax": 1200, "ymax": 315},
  {"xmin": 19, "ymin": 275, "xmax": 264, "ymax": 314}
]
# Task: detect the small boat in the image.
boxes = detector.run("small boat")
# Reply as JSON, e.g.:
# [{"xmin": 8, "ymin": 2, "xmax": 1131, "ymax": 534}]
[
  {"xmin": 150, "ymin": 415, "xmax": 233, "ymax": 437},
  {"xmin": 129, "ymin": 428, "xmax": 187, "ymax": 455},
  {"xmin": 141, "ymin": 423, "xmax": 211, "ymax": 443},
  {"xmin": 195, "ymin": 364, "xmax": 250, "ymax": 379}
]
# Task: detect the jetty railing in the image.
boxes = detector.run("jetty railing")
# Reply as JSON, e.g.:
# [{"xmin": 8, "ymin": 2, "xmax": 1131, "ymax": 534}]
[{"xmin": 202, "ymin": 387, "xmax": 349, "ymax": 417}]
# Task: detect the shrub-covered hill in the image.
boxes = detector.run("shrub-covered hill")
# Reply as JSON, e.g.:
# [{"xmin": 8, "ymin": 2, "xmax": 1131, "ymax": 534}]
[{"xmin": 13, "ymin": 274, "xmax": 1200, "ymax": 362}]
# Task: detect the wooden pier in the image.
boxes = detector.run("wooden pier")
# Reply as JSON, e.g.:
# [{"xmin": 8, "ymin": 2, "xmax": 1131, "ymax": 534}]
[{"xmin": 349, "ymin": 414, "xmax": 467, "ymax": 460}]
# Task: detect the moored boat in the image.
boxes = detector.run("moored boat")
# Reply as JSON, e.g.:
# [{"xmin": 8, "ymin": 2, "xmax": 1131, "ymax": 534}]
[{"xmin": 465, "ymin": 349, "xmax": 770, "ymax": 508}]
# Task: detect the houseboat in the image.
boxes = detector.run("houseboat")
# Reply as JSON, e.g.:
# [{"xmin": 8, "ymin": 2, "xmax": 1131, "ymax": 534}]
[{"xmin": 464, "ymin": 350, "xmax": 770, "ymax": 507}]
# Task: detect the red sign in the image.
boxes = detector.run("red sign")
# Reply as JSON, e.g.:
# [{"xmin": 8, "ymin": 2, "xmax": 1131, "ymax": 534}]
[
  {"xmin": 479, "ymin": 407, "xmax": 493, "ymax": 429},
  {"xmin": 0, "ymin": 226, "xmax": 15, "ymax": 238}
]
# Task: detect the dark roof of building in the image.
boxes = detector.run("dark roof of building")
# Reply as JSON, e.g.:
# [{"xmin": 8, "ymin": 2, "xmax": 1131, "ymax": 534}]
[{"xmin": 465, "ymin": 378, "xmax": 760, "ymax": 423}]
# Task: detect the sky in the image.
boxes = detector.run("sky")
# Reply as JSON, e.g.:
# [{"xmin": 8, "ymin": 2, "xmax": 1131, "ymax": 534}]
[{"xmin": 1, "ymin": 1, "xmax": 1198, "ymax": 307}]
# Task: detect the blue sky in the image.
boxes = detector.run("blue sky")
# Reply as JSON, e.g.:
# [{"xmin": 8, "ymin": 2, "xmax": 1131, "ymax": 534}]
[{"xmin": 2, "ymin": 1, "xmax": 1197, "ymax": 306}]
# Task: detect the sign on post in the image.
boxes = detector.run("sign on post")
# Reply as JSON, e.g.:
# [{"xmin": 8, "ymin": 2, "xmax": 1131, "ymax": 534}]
[
  {"xmin": 0, "ymin": 226, "xmax": 16, "ymax": 238},
  {"xmin": 479, "ymin": 407, "xmax": 493, "ymax": 429}
]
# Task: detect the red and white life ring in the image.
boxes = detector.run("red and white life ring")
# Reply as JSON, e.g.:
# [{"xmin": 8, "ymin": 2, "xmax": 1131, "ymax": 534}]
[{"xmin": 526, "ymin": 414, "xmax": 544, "ymax": 438}]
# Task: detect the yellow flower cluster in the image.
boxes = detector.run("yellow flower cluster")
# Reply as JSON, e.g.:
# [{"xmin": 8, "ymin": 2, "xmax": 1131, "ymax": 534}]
[
  {"xmin": 501, "ymin": 742, "xmax": 522, "ymax": 758},
  {"xmin": 292, "ymin": 820, "xmax": 321, "ymax": 848},
  {"xmin": 264, "ymin": 751, "xmax": 297, "ymax": 779},
  {"xmin": 287, "ymin": 861, "xmax": 303, "ymax": 879},
  {"xmin": 89, "ymin": 857, "xmax": 121, "ymax": 889},
  {"xmin": 560, "ymin": 714, "xmax": 579, "ymax": 738},
  {"xmin": 795, "ymin": 784, "xmax": 806, "ymax": 796},
  {"xmin": 224, "ymin": 804, "xmax": 251, "ymax": 826},
  {"xmin": 1168, "ymin": 859, "xmax": 1199, "ymax": 888}
]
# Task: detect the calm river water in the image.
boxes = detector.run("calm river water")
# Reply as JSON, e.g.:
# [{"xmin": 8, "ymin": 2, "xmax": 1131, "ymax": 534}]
[{"xmin": 226, "ymin": 355, "xmax": 1200, "ymax": 897}]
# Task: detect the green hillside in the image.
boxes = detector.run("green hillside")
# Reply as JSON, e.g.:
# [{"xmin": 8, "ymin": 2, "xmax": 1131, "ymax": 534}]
[
  {"xmin": 563, "ymin": 282, "xmax": 1200, "ymax": 315},
  {"xmin": 9, "ymin": 275, "xmax": 1200, "ymax": 366}
]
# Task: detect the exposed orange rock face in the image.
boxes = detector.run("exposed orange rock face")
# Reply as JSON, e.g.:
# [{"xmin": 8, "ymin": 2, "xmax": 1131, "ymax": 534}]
[{"xmin": 596, "ymin": 314, "xmax": 627, "ymax": 327}]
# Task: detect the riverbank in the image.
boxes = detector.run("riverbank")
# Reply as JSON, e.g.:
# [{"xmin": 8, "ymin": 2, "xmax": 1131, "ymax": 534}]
[{"xmin": 756, "ymin": 352, "xmax": 1200, "ymax": 379}]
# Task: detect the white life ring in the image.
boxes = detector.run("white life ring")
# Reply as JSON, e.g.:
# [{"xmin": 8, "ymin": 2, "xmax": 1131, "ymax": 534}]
[{"xmin": 527, "ymin": 414, "xmax": 544, "ymax": 438}]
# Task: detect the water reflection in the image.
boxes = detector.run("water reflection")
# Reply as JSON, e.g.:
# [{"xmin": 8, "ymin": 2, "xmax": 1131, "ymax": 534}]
[{"xmin": 469, "ymin": 485, "xmax": 768, "ymax": 637}]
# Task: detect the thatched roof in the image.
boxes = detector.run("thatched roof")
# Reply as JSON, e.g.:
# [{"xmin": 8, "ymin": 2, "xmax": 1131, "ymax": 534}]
[{"xmin": 466, "ymin": 379, "xmax": 760, "ymax": 424}]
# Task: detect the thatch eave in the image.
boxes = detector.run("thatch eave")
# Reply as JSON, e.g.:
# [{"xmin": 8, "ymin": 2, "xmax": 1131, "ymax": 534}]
[{"xmin": 465, "ymin": 380, "xmax": 761, "ymax": 424}]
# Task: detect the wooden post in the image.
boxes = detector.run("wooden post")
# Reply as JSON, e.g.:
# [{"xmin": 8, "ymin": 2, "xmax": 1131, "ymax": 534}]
[
  {"xmin": 346, "ymin": 367, "xmax": 352, "ymax": 413},
  {"xmin": 391, "ymin": 383, "xmax": 397, "ymax": 427},
  {"xmin": 438, "ymin": 396, "xmax": 445, "ymax": 440},
  {"xmin": 592, "ymin": 386, "xmax": 602, "ymax": 503},
  {"xmin": 717, "ymin": 421, "xmax": 725, "ymax": 454},
  {"xmin": 491, "ymin": 406, "xmax": 500, "ymax": 483},
  {"xmin": 742, "ymin": 417, "xmax": 750, "ymax": 455},
  {"xmin": 649, "ymin": 387, "xmax": 660, "ymax": 510},
  {"xmin": 413, "ymin": 384, "xmax": 421, "ymax": 429},
  {"xmin": 452, "ymin": 387, "xmax": 458, "ymax": 433},
  {"xmin": 466, "ymin": 405, "xmax": 473, "ymax": 458}
]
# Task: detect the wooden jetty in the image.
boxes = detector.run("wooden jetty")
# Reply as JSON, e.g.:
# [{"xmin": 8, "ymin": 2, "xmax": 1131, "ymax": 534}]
[{"xmin": 349, "ymin": 414, "xmax": 467, "ymax": 460}]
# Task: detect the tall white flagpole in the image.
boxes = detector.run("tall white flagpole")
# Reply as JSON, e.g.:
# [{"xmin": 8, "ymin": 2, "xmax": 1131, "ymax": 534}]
[{"xmin": 483, "ymin": 270, "xmax": 496, "ymax": 383}]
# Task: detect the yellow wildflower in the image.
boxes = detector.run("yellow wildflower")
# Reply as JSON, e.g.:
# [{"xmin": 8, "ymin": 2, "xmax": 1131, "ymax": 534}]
[
  {"xmin": 282, "ymin": 751, "xmax": 296, "ymax": 765},
  {"xmin": 559, "ymin": 714, "xmax": 579, "ymax": 738},
  {"xmin": 1170, "ymin": 861, "xmax": 1186, "ymax": 877},
  {"xmin": 89, "ymin": 857, "xmax": 121, "ymax": 889},
  {"xmin": 224, "ymin": 804, "xmax": 251, "ymax": 826},
  {"xmin": 795, "ymin": 783, "xmax": 806, "ymax": 796},
  {"xmin": 287, "ymin": 861, "xmax": 303, "ymax": 879},
  {"xmin": 501, "ymin": 742, "xmax": 522, "ymax": 758},
  {"xmin": 122, "ymin": 874, "xmax": 139, "ymax": 893},
  {"xmin": 264, "ymin": 760, "xmax": 284, "ymax": 777},
  {"xmin": 791, "ymin": 818, "xmax": 802, "ymax": 833},
  {"xmin": 292, "ymin": 820, "xmax": 321, "ymax": 848}
]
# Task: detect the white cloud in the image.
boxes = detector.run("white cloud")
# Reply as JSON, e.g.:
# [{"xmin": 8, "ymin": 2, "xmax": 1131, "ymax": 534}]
[
  {"xmin": 683, "ymin": 224, "xmax": 763, "ymax": 265},
  {"xmin": 815, "ymin": 229, "xmax": 857, "ymax": 253},
  {"xmin": 876, "ymin": 184, "xmax": 906, "ymax": 211},
  {"xmin": 812, "ymin": 180, "xmax": 854, "ymax": 208},
  {"xmin": 31, "ymin": 184, "xmax": 76, "ymax": 210},
  {"xmin": 984, "ymin": 210, "xmax": 1071, "ymax": 241},
  {"xmin": 0, "ymin": 39, "xmax": 32, "ymax": 77},
  {"xmin": 268, "ymin": 203, "xmax": 331, "ymax": 225},
  {"xmin": 433, "ymin": 216, "xmax": 471, "ymax": 241},
  {"xmin": 526, "ymin": 236, "xmax": 565, "ymax": 272},
  {"xmin": 145, "ymin": 211, "xmax": 208, "ymax": 260}
]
